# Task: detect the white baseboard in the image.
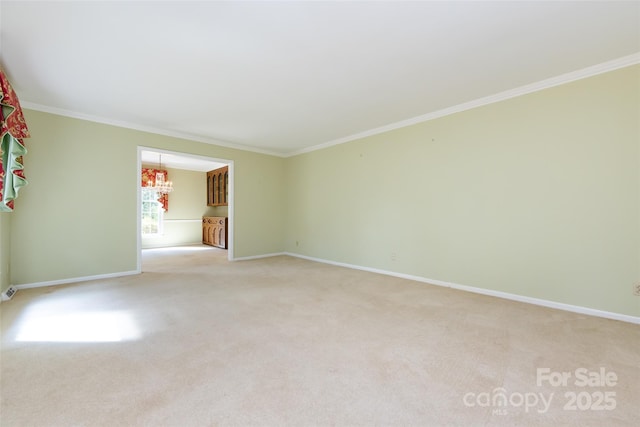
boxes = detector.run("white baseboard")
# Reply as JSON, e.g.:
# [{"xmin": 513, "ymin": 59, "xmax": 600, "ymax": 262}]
[
  {"xmin": 284, "ymin": 252, "xmax": 640, "ymax": 325},
  {"xmin": 232, "ymin": 252, "xmax": 286, "ymax": 261},
  {"xmin": 13, "ymin": 270, "xmax": 140, "ymax": 291},
  {"xmin": 141, "ymin": 242, "xmax": 203, "ymax": 249},
  {"xmin": 10, "ymin": 252, "xmax": 638, "ymax": 324}
]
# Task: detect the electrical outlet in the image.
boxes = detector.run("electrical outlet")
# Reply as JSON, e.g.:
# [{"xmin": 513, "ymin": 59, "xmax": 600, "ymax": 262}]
[
  {"xmin": 2, "ymin": 286, "xmax": 17, "ymax": 301},
  {"xmin": 390, "ymin": 252, "xmax": 397, "ymax": 261},
  {"xmin": 633, "ymin": 282, "xmax": 640, "ymax": 296}
]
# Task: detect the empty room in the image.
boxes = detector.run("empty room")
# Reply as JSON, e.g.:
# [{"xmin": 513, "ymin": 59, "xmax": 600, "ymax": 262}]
[{"xmin": 1, "ymin": 1, "xmax": 638, "ymax": 426}]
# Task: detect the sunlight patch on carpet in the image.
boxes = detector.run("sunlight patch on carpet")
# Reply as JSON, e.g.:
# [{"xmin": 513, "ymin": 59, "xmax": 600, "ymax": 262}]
[{"xmin": 15, "ymin": 310, "xmax": 141, "ymax": 343}]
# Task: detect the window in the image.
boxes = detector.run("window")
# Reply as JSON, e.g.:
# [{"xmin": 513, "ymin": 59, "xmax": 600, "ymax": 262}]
[{"xmin": 141, "ymin": 188, "xmax": 163, "ymax": 235}]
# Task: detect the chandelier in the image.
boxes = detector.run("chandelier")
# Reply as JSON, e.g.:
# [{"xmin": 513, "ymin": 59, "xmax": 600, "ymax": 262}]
[{"xmin": 148, "ymin": 154, "xmax": 174, "ymax": 194}]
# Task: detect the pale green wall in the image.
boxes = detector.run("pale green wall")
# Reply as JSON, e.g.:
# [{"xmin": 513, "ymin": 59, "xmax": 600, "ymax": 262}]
[
  {"xmin": 0, "ymin": 213, "xmax": 11, "ymax": 294},
  {"xmin": 6, "ymin": 66, "xmax": 639, "ymax": 318},
  {"xmin": 285, "ymin": 65, "xmax": 640, "ymax": 317},
  {"xmin": 10, "ymin": 110, "xmax": 285, "ymax": 285},
  {"xmin": 141, "ymin": 166, "xmax": 209, "ymax": 249}
]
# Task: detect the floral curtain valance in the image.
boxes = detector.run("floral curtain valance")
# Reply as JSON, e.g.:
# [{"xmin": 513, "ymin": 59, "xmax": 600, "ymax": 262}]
[
  {"xmin": 141, "ymin": 167, "xmax": 169, "ymax": 211},
  {"xmin": 0, "ymin": 68, "xmax": 30, "ymax": 212}
]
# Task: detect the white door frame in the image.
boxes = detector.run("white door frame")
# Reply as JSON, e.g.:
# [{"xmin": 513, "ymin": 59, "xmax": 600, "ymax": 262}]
[{"xmin": 136, "ymin": 146, "xmax": 234, "ymax": 272}]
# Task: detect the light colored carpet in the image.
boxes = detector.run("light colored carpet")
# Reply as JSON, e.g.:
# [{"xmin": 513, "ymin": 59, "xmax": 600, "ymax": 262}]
[{"xmin": 1, "ymin": 245, "xmax": 638, "ymax": 426}]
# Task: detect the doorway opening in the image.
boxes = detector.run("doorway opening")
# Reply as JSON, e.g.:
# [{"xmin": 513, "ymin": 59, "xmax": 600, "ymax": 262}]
[{"xmin": 136, "ymin": 146, "xmax": 234, "ymax": 271}]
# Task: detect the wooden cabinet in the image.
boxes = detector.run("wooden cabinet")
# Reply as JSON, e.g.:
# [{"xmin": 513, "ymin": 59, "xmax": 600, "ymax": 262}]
[
  {"xmin": 207, "ymin": 166, "xmax": 228, "ymax": 206},
  {"xmin": 202, "ymin": 217, "xmax": 228, "ymax": 249}
]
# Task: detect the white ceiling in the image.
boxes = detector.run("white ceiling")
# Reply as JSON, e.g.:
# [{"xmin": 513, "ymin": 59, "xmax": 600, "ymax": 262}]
[{"xmin": 1, "ymin": 1, "xmax": 638, "ymax": 157}]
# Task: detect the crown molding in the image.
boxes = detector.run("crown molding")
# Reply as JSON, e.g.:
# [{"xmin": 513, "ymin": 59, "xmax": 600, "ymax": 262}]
[
  {"xmin": 287, "ymin": 52, "xmax": 640, "ymax": 157},
  {"xmin": 20, "ymin": 102, "xmax": 287, "ymax": 157},
  {"xmin": 21, "ymin": 52, "xmax": 639, "ymax": 159}
]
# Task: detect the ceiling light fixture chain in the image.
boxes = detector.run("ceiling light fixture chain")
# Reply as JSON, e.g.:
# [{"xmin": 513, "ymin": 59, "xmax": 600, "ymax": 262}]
[{"xmin": 148, "ymin": 154, "xmax": 174, "ymax": 194}]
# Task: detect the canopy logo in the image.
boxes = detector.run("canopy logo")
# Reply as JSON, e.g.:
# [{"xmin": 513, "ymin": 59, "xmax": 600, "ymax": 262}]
[
  {"xmin": 462, "ymin": 367, "xmax": 618, "ymax": 416},
  {"xmin": 463, "ymin": 388, "xmax": 553, "ymax": 415}
]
